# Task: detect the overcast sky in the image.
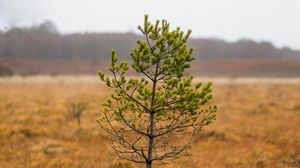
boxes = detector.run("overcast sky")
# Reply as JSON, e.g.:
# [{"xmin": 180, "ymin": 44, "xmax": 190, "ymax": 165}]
[{"xmin": 0, "ymin": 0, "xmax": 299, "ymax": 49}]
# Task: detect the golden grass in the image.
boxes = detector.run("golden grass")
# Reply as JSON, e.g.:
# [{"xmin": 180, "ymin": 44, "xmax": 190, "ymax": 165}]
[{"xmin": 0, "ymin": 76, "xmax": 299, "ymax": 168}]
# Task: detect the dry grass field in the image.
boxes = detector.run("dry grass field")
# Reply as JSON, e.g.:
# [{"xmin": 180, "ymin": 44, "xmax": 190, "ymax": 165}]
[{"xmin": 0, "ymin": 76, "xmax": 299, "ymax": 168}]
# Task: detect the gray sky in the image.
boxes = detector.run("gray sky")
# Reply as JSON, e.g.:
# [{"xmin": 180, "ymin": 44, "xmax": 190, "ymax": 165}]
[{"xmin": 0, "ymin": 0, "xmax": 300, "ymax": 49}]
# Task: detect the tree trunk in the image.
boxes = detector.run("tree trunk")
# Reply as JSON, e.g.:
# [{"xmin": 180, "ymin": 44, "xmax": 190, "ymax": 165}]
[
  {"xmin": 146, "ymin": 161, "xmax": 152, "ymax": 168},
  {"xmin": 147, "ymin": 112, "xmax": 155, "ymax": 168},
  {"xmin": 146, "ymin": 43, "xmax": 160, "ymax": 168}
]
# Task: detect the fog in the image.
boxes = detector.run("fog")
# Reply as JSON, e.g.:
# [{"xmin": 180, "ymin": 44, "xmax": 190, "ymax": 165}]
[{"xmin": 0, "ymin": 0, "xmax": 299, "ymax": 49}]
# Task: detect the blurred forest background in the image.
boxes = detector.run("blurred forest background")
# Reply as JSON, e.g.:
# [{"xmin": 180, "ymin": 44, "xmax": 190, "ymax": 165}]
[{"xmin": 1, "ymin": 21, "xmax": 300, "ymax": 77}]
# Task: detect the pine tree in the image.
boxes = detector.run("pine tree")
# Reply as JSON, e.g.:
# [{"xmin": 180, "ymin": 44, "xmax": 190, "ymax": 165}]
[{"xmin": 98, "ymin": 15, "xmax": 217, "ymax": 168}]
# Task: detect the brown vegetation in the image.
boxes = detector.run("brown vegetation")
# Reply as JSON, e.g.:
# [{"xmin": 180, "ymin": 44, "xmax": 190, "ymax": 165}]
[
  {"xmin": 0, "ymin": 76, "xmax": 299, "ymax": 168},
  {"xmin": 2, "ymin": 58, "xmax": 300, "ymax": 77}
]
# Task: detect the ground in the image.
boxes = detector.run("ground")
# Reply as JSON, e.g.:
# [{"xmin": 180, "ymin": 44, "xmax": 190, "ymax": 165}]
[{"xmin": 0, "ymin": 76, "xmax": 299, "ymax": 168}]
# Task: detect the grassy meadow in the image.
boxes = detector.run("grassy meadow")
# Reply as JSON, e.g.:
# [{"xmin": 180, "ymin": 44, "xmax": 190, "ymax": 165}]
[{"xmin": 0, "ymin": 76, "xmax": 299, "ymax": 168}]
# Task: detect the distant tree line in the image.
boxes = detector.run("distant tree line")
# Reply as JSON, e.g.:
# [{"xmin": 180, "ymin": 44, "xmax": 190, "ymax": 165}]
[
  {"xmin": 0, "ymin": 63, "xmax": 13, "ymax": 76},
  {"xmin": 0, "ymin": 21, "xmax": 299, "ymax": 60}
]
